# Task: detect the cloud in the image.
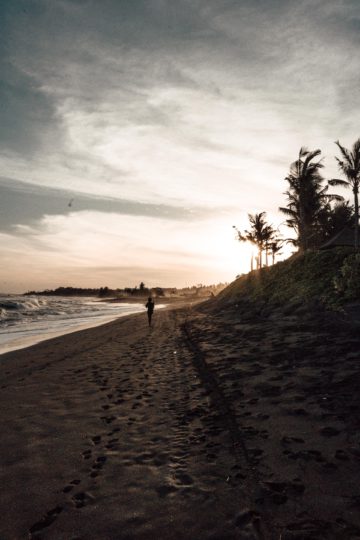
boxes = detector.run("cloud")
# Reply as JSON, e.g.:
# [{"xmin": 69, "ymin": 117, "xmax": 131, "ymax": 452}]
[
  {"xmin": 0, "ymin": 66, "xmax": 60, "ymax": 156},
  {"xmin": 0, "ymin": 177, "xmax": 218, "ymax": 232},
  {"xmin": 2, "ymin": 0, "xmax": 359, "ymax": 196},
  {"xmin": 0, "ymin": 1, "xmax": 359, "ymax": 291}
]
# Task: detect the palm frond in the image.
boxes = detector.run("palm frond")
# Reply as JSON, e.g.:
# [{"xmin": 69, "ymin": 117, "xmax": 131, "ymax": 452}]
[
  {"xmin": 284, "ymin": 237, "xmax": 299, "ymax": 246},
  {"xmin": 327, "ymin": 194, "xmax": 344, "ymax": 202},
  {"xmin": 299, "ymin": 147, "xmax": 309, "ymax": 158},
  {"xmin": 335, "ymin": 140, "xmax": 353, "ymax": 165},
  {"xmin": 279, "ymin": 206, "xmax": 297, "ymax": 216},
  {"xmin": 328, "ymin": 178, "xmax": 350, "ymax": 187},
  {"xmin": 352, "ymin": 138, "xmax": 360, "ymax": 170},
  {"xmin": 303, "ymin": 149, "xmax": 322, "ymax": 170}
]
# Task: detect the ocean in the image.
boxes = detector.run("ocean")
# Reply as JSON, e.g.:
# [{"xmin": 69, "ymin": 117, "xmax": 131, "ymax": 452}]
[{"xmin": 0, "ymin": 295, "xmax": 148, "ymax": 355}]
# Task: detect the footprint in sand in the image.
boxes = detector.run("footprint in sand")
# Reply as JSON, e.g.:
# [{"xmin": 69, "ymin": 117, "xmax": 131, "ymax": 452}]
[
  {"xmin": 281, "ymin": 436, "xmax": 305, "ymax": 447},
  {"xmin": 289, "ymin": 408, "xmax": 309, "ymax": 416},
  {"xmin": 320, "ymin": 426, "xmax": 340, "ymax": 437},
  {"xmin": 89, "ymin": 456, "xmax": 107, "ymax": 477},
  {"xmin": 105, "ymin": 442, "xmax": 118, "ymax": 450},
  {"xmin": 322, "ymin": 461, "xmax": 338, "ymax": 472},
  {"xmin": 174, "ymin": 471, "xmax": 194, "ymax": 486},
  {"xmin": 101, "ymin": 415, "xmax": 116, "ymax": 424},
  {"xmin": 335, "ymin": 449, "xmax": 349, "ymax": 461},
  {"xmin": 62, "ymin": 479, "xmax": 81, "ymax": 493},
  {"xmin": 106, "ymin": 429, "xmax": 120, "ymax": 438},
  {"xmin": 95, "ymin": 456, "xmax": 107, "ymax": 466},
  {"xmin": 235, "ymin": 508, "xmax": 260, "ymax": 528},
  {"xmin": 71, "ymin": 492, "xmax": 94, "ymax": 508},
  {"xmin": 82, "ymin": 449, "xmax": 92, "ymax": 460},
  {"xmin": 156, "ymin": 485, "xmax": 178, "ymax": 498},
  {"xmin": 29, "ymin": 506, "xmax": 63, "ymax": 537}
]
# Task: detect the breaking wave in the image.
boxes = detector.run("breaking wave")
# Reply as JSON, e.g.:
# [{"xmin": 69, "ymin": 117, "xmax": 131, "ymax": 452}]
[{"xmin": 0, "ymin": 295, "xmax": 148, "ymax": 354}]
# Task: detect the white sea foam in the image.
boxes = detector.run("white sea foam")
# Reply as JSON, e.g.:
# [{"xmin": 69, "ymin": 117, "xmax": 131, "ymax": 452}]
[{"xmin": 0, "ymin": 295, "xmax": 150, "ymax": 355}]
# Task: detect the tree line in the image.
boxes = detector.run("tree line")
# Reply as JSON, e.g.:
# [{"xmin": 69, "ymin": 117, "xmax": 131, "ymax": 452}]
[
  {"xmin": 234, "ymin": 138, "xmax": 360, "ymax": 269},
  {"xmin": 24, "ymin": 282, "xmax": 227, "ymax": 298}
]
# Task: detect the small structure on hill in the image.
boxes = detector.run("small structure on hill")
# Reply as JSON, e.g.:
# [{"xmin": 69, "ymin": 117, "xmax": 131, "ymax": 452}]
[{"xmin": 320, "ymin": 227, "xmax": 355, "ymax": 250}]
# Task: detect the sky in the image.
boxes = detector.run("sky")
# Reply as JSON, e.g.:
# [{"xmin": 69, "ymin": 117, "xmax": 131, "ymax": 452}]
[{"xmin": 1, "ymin": 0, "xmax": 360, "ymax": 293}]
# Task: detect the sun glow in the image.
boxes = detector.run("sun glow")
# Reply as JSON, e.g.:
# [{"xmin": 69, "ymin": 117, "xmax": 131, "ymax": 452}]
[
  {"xmin": 196, "ymin": 220, "xmax": 257, "ymax": 280},
  {"xmin": 203, "ymin": 218, "xmax": 294, "ymax": 283},
  {"xmin": 220, "ymin": 237, "xmax": 257, "ymax": 277}
]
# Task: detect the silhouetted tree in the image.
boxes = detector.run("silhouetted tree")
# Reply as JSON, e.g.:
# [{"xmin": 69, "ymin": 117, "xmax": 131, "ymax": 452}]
[
  {"xmin": 329, "ymin": 139, "xmax": 360, "ymax": 249},
  {"xmin": 269, "ymin": 237, "xmax": 284, "ymax": 265},
  {"xmin": 280, "ymin": 147, "xmax": 342, "ymax": 251},
  {"xmin": 234, "ymin": 212, "xmax": 275, "ymax": 269},
  {"xmin": 99, "ymin": 286, "xmax": 110, "ymax": 297},
  {"xmin": 316, "ymin": 200, "xmax": 354, "ymax": 244}
]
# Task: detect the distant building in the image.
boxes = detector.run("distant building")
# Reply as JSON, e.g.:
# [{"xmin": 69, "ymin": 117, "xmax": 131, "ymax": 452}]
[{"xmin": 320, "ymin": 227, "xmax": 355, "ymax": 249}]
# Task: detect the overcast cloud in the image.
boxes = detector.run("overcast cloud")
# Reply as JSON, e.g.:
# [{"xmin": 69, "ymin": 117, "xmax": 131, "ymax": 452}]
[{"xmin": 1, "ymin": 0, "xmax": 359, "ymax": 290}]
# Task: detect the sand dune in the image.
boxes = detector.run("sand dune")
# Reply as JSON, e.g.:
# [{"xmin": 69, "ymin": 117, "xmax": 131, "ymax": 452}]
[{"xmin": 1, "ymin": 304, "xmax": 360, "ymax": 539}]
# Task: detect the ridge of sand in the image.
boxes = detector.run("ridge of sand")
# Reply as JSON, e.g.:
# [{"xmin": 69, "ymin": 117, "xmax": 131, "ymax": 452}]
[{"xmin": 1, "ymin": 304, "xmax": 360, "ymax": 539}]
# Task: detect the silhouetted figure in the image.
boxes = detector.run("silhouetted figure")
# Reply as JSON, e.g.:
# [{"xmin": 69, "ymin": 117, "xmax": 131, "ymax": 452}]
[{"xmin": 145, "ymin": 297, "xmax": 155, "ymax": 327}]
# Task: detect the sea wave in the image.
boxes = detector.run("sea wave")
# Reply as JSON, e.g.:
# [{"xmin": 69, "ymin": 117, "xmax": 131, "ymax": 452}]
[
  {"xmin": 0, "ymin": 296, "xmax": 50, "ymax": 326},
  {"xmin": 0, "ymin": 295, "xmax": 141, "ymax": 327},
  {"xmin": 0, "ymin": 295, "xmax": 149, "ymax": 354}
]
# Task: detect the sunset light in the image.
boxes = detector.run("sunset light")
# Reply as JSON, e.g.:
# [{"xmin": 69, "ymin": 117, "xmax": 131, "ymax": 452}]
[{"xmin": 2, "ymin": 3, "xmax": 360, "ymax": 539}]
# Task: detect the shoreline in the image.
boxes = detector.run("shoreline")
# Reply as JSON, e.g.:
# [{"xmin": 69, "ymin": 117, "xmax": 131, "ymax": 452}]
[
  {"xmin": 0, "ymin": 302, "xmax": 151, "ymax": 357},
  {"xmin": 0, "ymin": 297, "xmax": 199, "ymax": 358},
  {"xmin": 1, "ymin": 303, "xmax": 360, "ymax": 539}
]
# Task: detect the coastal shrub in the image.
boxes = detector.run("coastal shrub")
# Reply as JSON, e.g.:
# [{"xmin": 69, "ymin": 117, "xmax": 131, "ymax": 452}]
[
  {"xmin": 215, "ymin": 247, "xmax": 356, "ymax": 311},
  {"xmin": 334, "ymin": 254, "xmax": 360, "ymax": 300}
]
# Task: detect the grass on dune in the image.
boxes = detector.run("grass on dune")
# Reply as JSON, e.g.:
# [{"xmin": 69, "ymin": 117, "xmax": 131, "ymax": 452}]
[{"xmin": 216, "ymin": 247, "xmax": 359, "ymax": 312}]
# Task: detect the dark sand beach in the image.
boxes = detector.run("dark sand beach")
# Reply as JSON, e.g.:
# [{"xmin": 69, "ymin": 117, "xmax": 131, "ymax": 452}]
[{"xmin": 1, "ymin": 303, "xmax": 360, "ymax": 539}]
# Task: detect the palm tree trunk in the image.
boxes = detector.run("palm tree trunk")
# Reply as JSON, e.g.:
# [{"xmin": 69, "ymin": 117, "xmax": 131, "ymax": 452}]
[
  {"xmin": 299, "ymin": 192, "xmax": 306, "ymax": 251},
  {"xmin": 354, "ymin": 186, "xmax": 359, "ymax": 250}
]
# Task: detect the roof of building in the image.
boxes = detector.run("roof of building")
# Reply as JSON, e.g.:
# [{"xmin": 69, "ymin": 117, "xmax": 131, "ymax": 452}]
[{"xmin": 320, "ymin": 226, "xmax": 355, "ymax": 249}]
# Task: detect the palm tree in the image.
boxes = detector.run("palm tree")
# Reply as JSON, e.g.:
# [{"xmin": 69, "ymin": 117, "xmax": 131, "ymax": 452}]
[
  {"xmin": 280, "ymin": 147, "xmax": 342, "ymax": 251},
  {"xmin": 234, "ymin": 212, "xmax": 275, "ymax": 269},
  {"xmin": 233, "ymin": 225, "xmax": 259, "ymax": 272},
  {"xmin": 269, "ymin": 237, "xmax": 284, "ymax": 265},
  {"xmin": 329, "ymin": 139, "xmax": 360, "ymax": 249},
  {"xmin": 316, "ymin": 200, "xmax": 354, "ymax": 244}
]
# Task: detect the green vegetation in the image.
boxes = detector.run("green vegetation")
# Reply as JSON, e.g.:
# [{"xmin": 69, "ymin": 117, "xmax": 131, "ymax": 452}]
[
  {"xmin": 229, "ymin": 139, "xmax": 360, "ymax": 313},
  {"xmin": 334, "ymin": 253, "xmax": 360, "ymax": 300},
  {"xmin": 234, "ymin": 140, "xmax": 359, "ymax": 264},
  {"xmin": 329, "ymin": 138, "xmax": 360, "ymax": 249},
  {"xmin": 217, "ymin": 247, "xmax": 359, "ymax": 312},
  {"xmin": 279, "ymin": 147, "xmax": 342, "ymax": 251}
]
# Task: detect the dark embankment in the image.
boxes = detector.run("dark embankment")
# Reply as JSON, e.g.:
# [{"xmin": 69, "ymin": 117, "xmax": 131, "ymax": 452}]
[
  {"xmin": 184, "ymin": 247, "xmax": 360, "ymax": 538},
  {"xmin": 205, "ymin": 247, "xmax": 360, "ymax": 319}
]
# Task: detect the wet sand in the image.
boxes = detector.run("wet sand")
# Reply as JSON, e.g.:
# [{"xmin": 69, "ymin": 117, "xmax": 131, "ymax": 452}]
[{"xmin": 1, "ymin": 303, "xmax": 360, "ymax": 539}]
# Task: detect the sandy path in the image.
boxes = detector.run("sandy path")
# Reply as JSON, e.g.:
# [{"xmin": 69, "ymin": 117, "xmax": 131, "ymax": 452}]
[{"xmin": 0, "ymin": 307, "xmax": 267, "ymax": 540}]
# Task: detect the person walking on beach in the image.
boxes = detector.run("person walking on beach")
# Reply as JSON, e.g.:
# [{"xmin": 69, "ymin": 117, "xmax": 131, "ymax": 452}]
[{"xmin": 145, "ymin": 297, "xmax": 155, "ymax": 327}]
